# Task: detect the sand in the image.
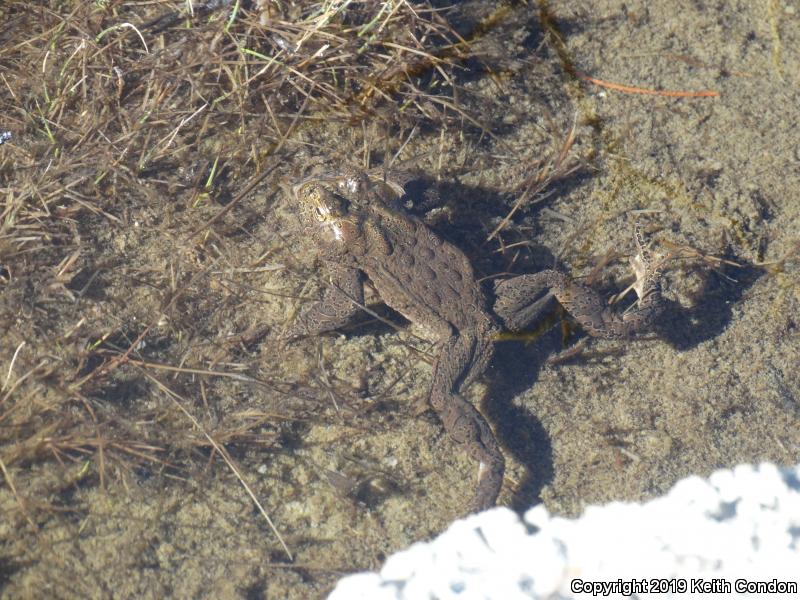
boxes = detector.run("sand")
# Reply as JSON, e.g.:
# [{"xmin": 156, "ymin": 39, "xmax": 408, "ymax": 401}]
[{"xmin": 1, "ymin": 1, "xmax": 798, "ymax": 598}]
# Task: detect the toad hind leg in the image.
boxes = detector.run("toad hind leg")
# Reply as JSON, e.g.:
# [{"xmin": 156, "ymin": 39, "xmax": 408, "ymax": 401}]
[
  {"xmin": 429, "ymin": 329, "xmax": 504, "ymax": 513},
  {"xmin": 493, "ymin": 273, "xmax": 557, "ymax": 332},
  {"xmin": 495, "ymin": 267, "xmax": 663, "ymax": 339},
  {"xmin": 494, "ymin": 222, "xmax": 665, "ymax": 339},
  {"xmin": 546, "ymin": 220, "xmax": 665, "ymax": 339}
]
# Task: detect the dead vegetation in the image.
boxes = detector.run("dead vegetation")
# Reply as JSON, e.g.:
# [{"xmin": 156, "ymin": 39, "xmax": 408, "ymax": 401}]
[
  {"xmin": 0, "ymin": 0, "xmax": 571, "ymax": 584},
  {"xmin": 2, "ymin": 2, "xmax": 795, "ymax": 597}
]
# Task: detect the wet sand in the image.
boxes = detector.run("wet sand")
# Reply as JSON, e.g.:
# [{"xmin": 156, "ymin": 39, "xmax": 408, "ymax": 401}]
[{"xmin": 2, "ymin": 1, "xmax": 798, "ymax": 598}]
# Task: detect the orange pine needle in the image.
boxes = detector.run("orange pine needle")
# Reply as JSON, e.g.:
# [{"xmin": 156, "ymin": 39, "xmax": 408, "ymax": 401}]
[{"xmin": 575, "ymin": 71, "xmax": 719, "ymax": 98}]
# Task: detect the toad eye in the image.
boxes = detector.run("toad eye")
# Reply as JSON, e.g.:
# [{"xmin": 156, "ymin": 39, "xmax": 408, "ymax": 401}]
[{"xmin": 299, "ymin": 188, "xmax": 330, "ymax": 220}]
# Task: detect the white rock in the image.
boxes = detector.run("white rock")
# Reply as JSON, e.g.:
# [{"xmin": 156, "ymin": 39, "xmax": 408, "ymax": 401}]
[{"xmin": 328, "ymin": 463, "xmax": 800, "ymax": 599}]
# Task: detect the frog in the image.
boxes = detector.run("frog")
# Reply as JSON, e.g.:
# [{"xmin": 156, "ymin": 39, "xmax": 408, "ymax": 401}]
[{"xmin": 284, "ymin": 168, "xmax": 665, "ymax": 512}]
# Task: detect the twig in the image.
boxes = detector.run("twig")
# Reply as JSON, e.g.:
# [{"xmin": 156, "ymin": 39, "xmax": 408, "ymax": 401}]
[
  {"xmin": 142, "ymin": 370, "xmax": 293, "ymax": 561},
  {"xmin": 575, "ymin": 71, "xmax": 719, "ymax": 98},
  {"xmin": 3, "ymin": 341, "xmax": 25, "ymax": 392},
  {"xmin": 0, "ymin": 457, "xmax": 37, "ymax": 529}
]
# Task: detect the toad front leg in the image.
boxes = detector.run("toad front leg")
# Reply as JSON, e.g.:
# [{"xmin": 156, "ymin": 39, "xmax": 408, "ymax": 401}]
[
  {"xmin": 429, "ymin": 325, "xmax": 504, "ymax": 513},
  {"xmin": 286, "ymin": 265, "xmax": 365, "ymax": 338}
]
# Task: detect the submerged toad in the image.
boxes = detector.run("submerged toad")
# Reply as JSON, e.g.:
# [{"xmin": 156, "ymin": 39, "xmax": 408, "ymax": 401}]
[{"xmin": 286, "ymin": 169, "xmax": 664, "ymax": 512}]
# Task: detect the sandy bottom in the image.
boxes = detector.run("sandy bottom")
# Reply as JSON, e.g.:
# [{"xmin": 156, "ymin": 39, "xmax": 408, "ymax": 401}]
[{"xmin": 2, "ymin": 1, "xmax": 798, "ymax": 598}]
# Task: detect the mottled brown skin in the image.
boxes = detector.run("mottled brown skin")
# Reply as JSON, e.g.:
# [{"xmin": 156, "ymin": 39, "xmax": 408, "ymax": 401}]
[
  {"xmin": 494, "ymin": 221, "xmax": 665, "ymax": 338},
  {"xmin": 286, "ymin": 169, "xmax": 664, "ymax": 512}
]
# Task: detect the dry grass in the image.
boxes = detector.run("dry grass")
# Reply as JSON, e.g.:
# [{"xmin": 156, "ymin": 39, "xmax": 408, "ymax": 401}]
[
  {"xmin": 0, "ymin": 4, "xmax": 588, "ymax": 595},
  {"xmin": 4, "ymin": 3, "xmax": 788, "ymax": 597},
  {"xmin": 0, "ymin": 0, "xmax": 501, "ymax": 530}
]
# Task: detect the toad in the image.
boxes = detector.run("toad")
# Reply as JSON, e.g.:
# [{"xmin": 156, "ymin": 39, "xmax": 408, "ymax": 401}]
[{"xmin": 285, "ymin": 169, "xmax": 664, "ymax": 512}]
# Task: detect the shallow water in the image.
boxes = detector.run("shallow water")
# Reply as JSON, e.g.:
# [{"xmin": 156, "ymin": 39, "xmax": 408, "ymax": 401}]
[{"xmin": 2, "ymin": 1, "xmax": 798, "ymax": 598}]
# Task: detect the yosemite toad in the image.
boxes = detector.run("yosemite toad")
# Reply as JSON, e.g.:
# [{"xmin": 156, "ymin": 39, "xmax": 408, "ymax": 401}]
[{"xmin": 286, "ymin": 169, "xmax": 664, "ymax": 512}]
